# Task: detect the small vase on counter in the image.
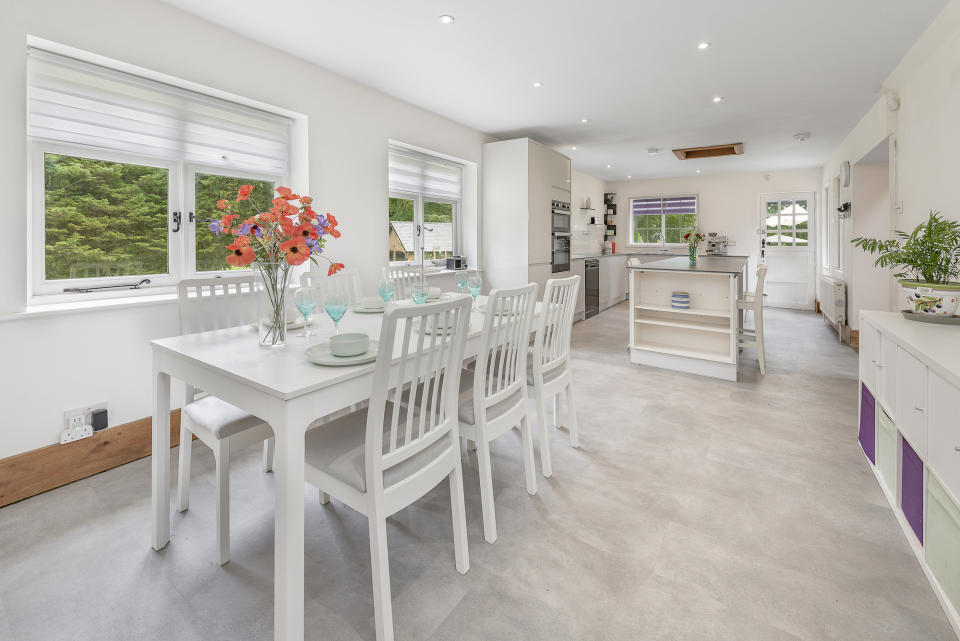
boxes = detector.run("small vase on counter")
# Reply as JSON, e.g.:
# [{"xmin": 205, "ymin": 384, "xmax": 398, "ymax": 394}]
[{"xmin": 688, "ymin": 245, "xmax": 698, "ymax": 265}]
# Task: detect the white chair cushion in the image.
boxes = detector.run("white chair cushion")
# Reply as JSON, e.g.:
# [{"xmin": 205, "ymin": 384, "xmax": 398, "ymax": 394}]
[
  {"xmin": 182, "ymin": 395, "xmax": 265, "ymax": 440},
  {"xmin": 525, "ymin": 352, "xmax": 568, "ymax": 387},
  {"xmin": 458, "ymin": 368, "xmax": 525, "ymax": 425},
  {"xmin": 304, "ymin": 402, "xmax": 451, "ymax": 492}
]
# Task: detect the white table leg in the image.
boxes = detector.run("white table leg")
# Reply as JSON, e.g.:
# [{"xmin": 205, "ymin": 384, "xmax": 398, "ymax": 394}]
[
  {"xmin": 152, "ymin": 368, "xmax": 171, "ymax": 551},
  {"xmin": 273, "ymin": 409, "xmax": 308, "ymax": 641}
]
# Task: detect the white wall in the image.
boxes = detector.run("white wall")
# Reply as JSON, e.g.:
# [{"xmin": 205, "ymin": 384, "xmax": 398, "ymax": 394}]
[
  {"xmin": 0, "ymin": 0, "xmax": 493, "ymax": 458},
  {"xmin": 849, "ymin": 162, "xmax": 892, "ymax": 329},
  {"xmin": 605, "ymin": 169, "xmax": 822, "ymax": 284},
  {"xmin": 570, "ymin": 170, "xmax": 606, "ymax": 227}
]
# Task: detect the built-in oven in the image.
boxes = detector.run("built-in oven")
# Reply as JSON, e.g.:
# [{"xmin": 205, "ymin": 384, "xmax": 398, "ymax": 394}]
[
  {"xmin": 551, "ymin": 200, "xmax": 571, "ymax": 234},
  {"xmin": 552, "ymin": 233, "xmax": 570, "ymax": 273}
]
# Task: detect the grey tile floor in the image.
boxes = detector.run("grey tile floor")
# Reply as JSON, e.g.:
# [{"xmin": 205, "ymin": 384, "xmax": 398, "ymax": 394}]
[{"xmin": 1, "ymin": 304, "xmax": 955, "ymax": 641}]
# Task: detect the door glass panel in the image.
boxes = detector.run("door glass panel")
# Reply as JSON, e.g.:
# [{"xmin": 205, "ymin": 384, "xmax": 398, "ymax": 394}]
[
  {"xmin": 195, "ymin": 173, "xmax": 275, "ymax": 272},
  {"xmin": 422, "ymin": 201, "xmax": 454, "ymax": 260},
  {"xmin": 44, "ymin": 153, "xmax": 169, "ymax": 280},
  {"xmin": 766, "ymin": 231, "xmax": 779, "ymax": 247},
  {"xmin": 795, "ymin": 231, "xmax": 808, "ymax": 245},
  {"xmin": 389, "ymin": 197, "xmax": 415, "ymax": 262}
]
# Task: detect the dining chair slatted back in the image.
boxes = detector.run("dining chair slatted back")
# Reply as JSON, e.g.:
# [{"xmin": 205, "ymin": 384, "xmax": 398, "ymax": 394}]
[
  {"xmin": 737, "ymin": 263, "xmax": 768, "ymax": 375},
  {"xmin": 385, "ymin": 267, "xmax": 420, "ymax": 300},
  {"xmin": 532, "ymin": 275, "xmax": 580, "ymax": 378},
  {"xmin": 301, "ymin": 268, "xmax": 363, "ymax": 304},
  {"xmin": 178, "ymin": 276, "xmax": 260, "ymax": 335},
  {"xmin": 474, "ymin": 283, "xmax": 539, "ymax": 415},
  {"xmin": 369, "ymin": 295, "xmax": 472, "ymax": 489}
]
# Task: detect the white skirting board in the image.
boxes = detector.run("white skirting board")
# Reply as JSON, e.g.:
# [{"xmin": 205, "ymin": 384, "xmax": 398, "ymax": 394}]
[{"xmin": 630, "ymin": 348, "xmax": 737, "ymax": 381}]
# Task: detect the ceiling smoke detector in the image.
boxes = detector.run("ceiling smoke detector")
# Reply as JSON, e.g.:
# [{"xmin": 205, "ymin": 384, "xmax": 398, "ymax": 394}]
[
  {"xmin": 793, "ymin": 132, "xmax": 811, "ymax": 142},
  {"xmin": 647, "ymin": 147, "xmax": 660, "ymax": 155},
  {"xmin": 438, "ymin": 14, "xmax": 455, "ymax": 24}
]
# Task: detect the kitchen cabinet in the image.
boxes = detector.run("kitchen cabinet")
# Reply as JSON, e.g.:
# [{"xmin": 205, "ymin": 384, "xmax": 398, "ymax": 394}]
[
  {"xmin": 928, "ymin": 370, "xmax": 960, "ymax": 505},
  {"xmin": 879, "ymin": 333, "xmax": 898, "ymax": 419},
  {"xmin": 599, "ymin": 255, "xmax": 628, "ymax": 311},
  {"xmin": 858, "ymin": 383, "xmax": 876, "ymax": 464},
  {"xmin": 482, "ymin": 138, "xmax": 571, "ymax": 291},
  {"xmin": 896, "ymin": 346, "xmax": 927, "ymax": 457},
  {"xmin": 860, "ymin": 321, "xmax": 879, "ymax": 394},
  {"xmin": 570, "ymin": 259, "xmax": 585, "ymax": 319}
]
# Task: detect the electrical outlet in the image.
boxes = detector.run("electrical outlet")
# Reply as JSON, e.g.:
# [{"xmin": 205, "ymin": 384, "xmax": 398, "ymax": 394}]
[
  {"xmin": 60, "ymin": 424, "xmax": 93, "ymax": 444},
  {"xmin": 63, "ymin": 402, "xmax": 107, "ymax": 431}
]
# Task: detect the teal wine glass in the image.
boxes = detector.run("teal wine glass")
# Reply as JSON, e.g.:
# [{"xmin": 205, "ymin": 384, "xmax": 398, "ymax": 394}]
[
  {"xmin": 455, "ymin": 270, "xmax": 468, "ymax": 293},
  {"xmin": 378, "ymin": 277, "xmax": 396, "ymax": 304},
  {"xmin": 324, "ymin": 291, "xmax": 348, "ymax": 334},
  {"xmin": 467, "ymin": 274, "xmax": 482, "ymax": 309},
  {"xmin": 411, "ymin": 281, "xmax": 429, "ymax": 304},
  {"xmin": 294, "ymin": 287, "xmax": 318, "ymax": 338}
]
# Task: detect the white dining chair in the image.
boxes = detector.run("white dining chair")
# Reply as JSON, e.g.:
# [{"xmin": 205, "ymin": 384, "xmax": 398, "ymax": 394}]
[
  {"xmin": 301, "ymin": 267, "xmax": 363, "ymax": 304},
  {"xmin": 528, "ymin": 275, "xmax": 580, "ymax": 478},
  {"xmin": 459, "ymin": 283, "xmax": 539, "ymax": 543},
  {"xmin": 737, "ymin": 263, "xmax": 768, "ymax": 374},
  {"xmin": 384, "ymin": 266, "xmax": 420, "ymax": 300},
  {"xmin": 176, "ymin": 276, "xmax": 276, "ymax": 565},
  {"xmin": 303, "ymin": 295, "xmax": 472, "ymax": 641}
]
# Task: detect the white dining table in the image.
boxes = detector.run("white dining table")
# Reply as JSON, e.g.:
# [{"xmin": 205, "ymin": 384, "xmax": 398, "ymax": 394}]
[{"xmin": 150, "ymin": 295, "xmax": 535, "ymax": 641}]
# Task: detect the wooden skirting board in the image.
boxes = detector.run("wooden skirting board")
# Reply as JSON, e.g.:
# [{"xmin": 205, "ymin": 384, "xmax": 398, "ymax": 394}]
[
  {"xmin": 849, "ymin": 329, "xmax": 860, "ymax": 350},
  {"xmin": 0, "ymin": 410, "xmax": 183, "ymax": 508}
]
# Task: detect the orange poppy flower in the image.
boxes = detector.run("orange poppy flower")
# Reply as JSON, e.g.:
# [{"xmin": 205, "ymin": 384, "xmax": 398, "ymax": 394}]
[
  {"xmin": 233, "ymin": 235, "xmax": 251, "ymax": 247},
  {"xmin": 300, "ymin": 196, "xmax": 312, "ymax": 205},
  {"xmin": 275, "ymin": 186, "xmax": 300, "ymax": 201},
  {"xmin": 328, "ymin": 262, "xmax": 345, "ymax": 276},
  {"xmin": 279, "ymin": 216, "xmax": 296, "ymax": 237},
  {"xmin": 236, "ymin": 184, "xmax": 255, "ymax": 201},
  {"xmin": 293, "ymin": 224, "xmax": 318, "ymax": 241},
  {"xmin": 280, "ymin": 238, "xmax": 309, "ymax": 266},
  {"xmin": 220, "ymin": 214, "xmax": 238, "ymax": 233},
  {"xmin": 325, "ymin": 213, "xmax": 341, "ymax": 238},
  {"xmin": 216, "ymin": 199, "xmax": 230, "ymax": 210},
  {"xmin": 225, "ymin": 243, "xmax": 255, "ymax": 266}
]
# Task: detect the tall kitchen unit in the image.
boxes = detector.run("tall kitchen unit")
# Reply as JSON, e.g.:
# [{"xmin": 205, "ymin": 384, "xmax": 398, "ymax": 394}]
[{"xmin": 482, "ymin": 138, "xmax": 572, "ymax": 296}]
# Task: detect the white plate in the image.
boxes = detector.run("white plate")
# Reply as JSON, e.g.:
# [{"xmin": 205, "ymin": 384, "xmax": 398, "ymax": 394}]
[
  {"xmin": 349, "ymin": 302, "xmax": 385, "ymax": 314},
  {"xmin": 305, "ymin": 340, "xmax": 379, "ymax": 366}
]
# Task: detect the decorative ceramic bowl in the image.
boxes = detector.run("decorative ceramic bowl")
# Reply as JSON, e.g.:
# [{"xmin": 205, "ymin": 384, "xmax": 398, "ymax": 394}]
[
  {"xmin": 329, "ymin": 332, "xmax": 370, "ymax": 357},
  {"xmin": 901, "ymin": 281, "xmax": 960, "ymax": 317}
]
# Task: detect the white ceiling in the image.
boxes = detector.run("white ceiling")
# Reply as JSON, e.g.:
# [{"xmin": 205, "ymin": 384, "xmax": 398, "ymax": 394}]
[{"xmin": 163, "ymin": 0, "xmax": 946, "ymax": 181}]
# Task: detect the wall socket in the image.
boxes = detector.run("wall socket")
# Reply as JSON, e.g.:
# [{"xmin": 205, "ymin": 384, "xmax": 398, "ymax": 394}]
[{"xmin": 63, "ymin": 402, "xmax": 107, "ymax": 431}]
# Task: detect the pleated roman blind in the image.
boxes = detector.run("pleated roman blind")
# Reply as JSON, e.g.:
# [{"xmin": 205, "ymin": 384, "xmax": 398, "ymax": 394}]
[
  {"xmin": 630, "ymin": 196, "xmax": 698, "ymax": 217},
  {"xmin": 27, "ymin": 48, "xmax": 292, "ymax": 175},
  {"xmin": 388, "ymin": 147, "xmax": 462, "ymax": 200}
]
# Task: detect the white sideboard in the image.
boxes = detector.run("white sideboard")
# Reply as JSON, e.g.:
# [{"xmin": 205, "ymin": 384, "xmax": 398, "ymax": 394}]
[{"xmin": 859, "ymin": 310, "xmax": 960, "ymax": 637}]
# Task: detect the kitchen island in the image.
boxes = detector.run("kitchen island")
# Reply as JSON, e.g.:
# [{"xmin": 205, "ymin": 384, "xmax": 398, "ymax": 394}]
[{"xmin": 628, "ymin": 256, "xmax": 749, "ymax": 381}]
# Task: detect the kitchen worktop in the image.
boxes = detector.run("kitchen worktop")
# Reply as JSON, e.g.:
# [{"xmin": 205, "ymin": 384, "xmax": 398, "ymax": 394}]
[
  {"xmin": 627, "ymin": 255, "xmax": 749, "ymax": 274},
  {"xmin": 570, "ymin": 251, "xmax": 687, "ymax": 260}
]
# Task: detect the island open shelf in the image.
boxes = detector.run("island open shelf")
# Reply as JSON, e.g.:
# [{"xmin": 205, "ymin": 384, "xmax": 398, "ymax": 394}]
[{"xmin": 627, "ymin": 256, "xmax": 748, "ymax": 381}]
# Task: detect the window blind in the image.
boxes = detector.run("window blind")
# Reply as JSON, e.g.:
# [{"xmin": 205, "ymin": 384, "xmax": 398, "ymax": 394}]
[
  {"xmin": 27, "ymin": 48, "xmax": 292, "ymax": 175},
  {"xmin": 630, "ymin": 196, "xmax": 698, "ymax": 217},
  {"xmin": 388, "ymin": 147, "xmax": 461, "ymax": 200}
]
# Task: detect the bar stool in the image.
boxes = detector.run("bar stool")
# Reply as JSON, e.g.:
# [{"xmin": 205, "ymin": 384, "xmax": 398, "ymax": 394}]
[{"xmin": 737, "ymin": 264, "xmax": 768, "ymax": 374}]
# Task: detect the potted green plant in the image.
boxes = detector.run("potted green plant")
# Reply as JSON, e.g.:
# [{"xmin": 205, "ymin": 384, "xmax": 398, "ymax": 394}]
[{"xmin": 852, "ymin": 211, "xmax": 960, "ymax": 318}]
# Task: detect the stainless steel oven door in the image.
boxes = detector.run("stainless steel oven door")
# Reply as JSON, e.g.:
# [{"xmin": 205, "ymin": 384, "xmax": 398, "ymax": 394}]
[
  {"xmin": 551, "ymin": 234, "xmax": 570, "ymax": 273},
  {"xmin": 552, "ymin": 212, "xmax": 571, "ymax": 233}
]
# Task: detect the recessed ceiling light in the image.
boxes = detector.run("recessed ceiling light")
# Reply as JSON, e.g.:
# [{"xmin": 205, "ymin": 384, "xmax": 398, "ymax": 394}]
[
  {"xmin": 581, "ymin": 118, "xmax": 589, "ymax": 124},
  {"xmin": 438, "ymin": 14, "xmax": 455, "ymax": 24},
  {"xmin": 532, "ymin": 81, "xmax": 543, "ymax": 88},
  {"xmin": 606, "ymin": 164, "xmax": 612, "ymax": 169},
  {"xmin": 571, "ymin": 146, "xmax": 577, "ymax": 150},
  {"xmin": 627, "ymin": 175, "xmax": 632, "ymax": 179},
  {"xmin": 647, "ymin": 147, "xmax": 660, "ymax": 155},
  {"xmin": 712, "ymin": 96, "xmax": 723, "ymax": 103},
  {"xmin": 697, "ymin": 41, "xmax": 711, "ymax": 50},
  {"xmin": 696, "ymin": 169, "xmax": 702, "ymax": 174}
]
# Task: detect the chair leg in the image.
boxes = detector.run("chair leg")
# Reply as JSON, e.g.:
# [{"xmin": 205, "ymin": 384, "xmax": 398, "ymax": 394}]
[
  {"xmin": 566, "ymin": 383, "xmax": 580, "ymax": 448},
  {"xmin": 756, "ymin": 307, "xmax": 766, "ymax": 375},
  {"xmin": 262, "ymin": 437, "xmax": 275, "ymax": 473},
  {"xmin": 177, "ymin": 426, "xmax": 192, "ymax": 512},
  {"xmin": 449, "ymin": 458, "xmax": 470, "ymax": 574},
  {"xmin": 476, "ymin": 438, "xmax": 498, "ymax": 543},
  {"xmin": 519, "ymin": 416, "xmax": 537, "ymax": 495},
  {"xmin": 318, "ymin": 490, "xmax": 330, "ymax": 505},
  {"xmin": 368, "ymin": 510, "xmax": 394, "ymax": 641},
  {"xmin": 213, "ymin": 439, "xmax": 230, "ymax": 566},
  {"xmin": 552, "ymin": 393, "xmax": 560, "ymax": 429},
  {"xmin": 535, "ymin": 387, "xmax": 553, "ymax": 478}
]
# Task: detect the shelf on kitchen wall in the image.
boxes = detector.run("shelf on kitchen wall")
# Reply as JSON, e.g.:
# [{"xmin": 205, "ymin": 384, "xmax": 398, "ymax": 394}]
[{"xmin": 634, "ymin": 303, "xmax": 730, "ymax": 318}]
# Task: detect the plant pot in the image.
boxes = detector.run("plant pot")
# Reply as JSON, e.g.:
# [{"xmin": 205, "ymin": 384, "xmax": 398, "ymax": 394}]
[{"xmin": 900, "ymin": 280, "xmax": 960, "ymax": 317}]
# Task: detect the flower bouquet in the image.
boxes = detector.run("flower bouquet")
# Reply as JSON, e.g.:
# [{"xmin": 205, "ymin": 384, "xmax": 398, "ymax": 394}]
[
  {"xmin": 684, "ymin": 229, "xmax": 705, "ymax": 265},
  {"xmin": 206, "ymin": 184, "xmax": 344, "ymax": 347}
]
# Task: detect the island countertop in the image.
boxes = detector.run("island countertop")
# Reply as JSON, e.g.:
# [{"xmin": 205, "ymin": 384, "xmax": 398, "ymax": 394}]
[{"xmin": 628, "ymin": 255, "xmax": 749, "ymax": 275}]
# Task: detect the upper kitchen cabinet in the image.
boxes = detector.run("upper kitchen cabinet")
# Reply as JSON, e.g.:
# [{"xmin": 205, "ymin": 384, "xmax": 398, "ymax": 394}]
[{"xmin": 482, "ymin": 138, "xmax": 572, "ymax": 291}]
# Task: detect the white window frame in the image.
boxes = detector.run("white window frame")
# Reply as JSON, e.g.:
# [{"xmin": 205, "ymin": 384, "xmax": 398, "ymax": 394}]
[
  {"xmin": 761, "ymin": 193, "xmax": 814, "ymax": 250},
  {"xmin": 627, "ymin": 195, "xmax": 699, "ymax": 249},
  {"xmin": 30, "ymin": 141, "xmax": 287, "ymax": 297},
  {"xmin": 388, "ymin": 189, "xmax": 459, "ymax": 267}
]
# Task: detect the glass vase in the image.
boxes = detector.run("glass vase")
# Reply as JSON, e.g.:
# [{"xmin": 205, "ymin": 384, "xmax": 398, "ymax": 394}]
[
  {"xmin": 255, "ymin": 261, "xmax": 291, "ymax": 349},
  {"xmin": 688, "ymin": 245, "xmax": 698, "ymax": 265}
]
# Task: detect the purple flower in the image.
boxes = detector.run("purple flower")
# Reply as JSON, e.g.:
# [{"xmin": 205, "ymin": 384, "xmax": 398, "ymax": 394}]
[
  {"xmin": 235, "ymin": 222, "xmax": 251, "ymax": 236},
  {"xmin": 208, "ymin": 221, "xmax": 223, "ymax": 236},
  {"xmin": 305, "ymin": 237, "xmax": 321, "ymax": 254},
  {"xmin": 315, "ymin": 214, "xmax": 328, "ymax": 229}
]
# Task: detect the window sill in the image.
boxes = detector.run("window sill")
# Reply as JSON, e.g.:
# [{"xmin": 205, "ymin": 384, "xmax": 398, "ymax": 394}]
[{"xmin": 1, "ymin": 289, "xmax": 178, "ymax": 322}]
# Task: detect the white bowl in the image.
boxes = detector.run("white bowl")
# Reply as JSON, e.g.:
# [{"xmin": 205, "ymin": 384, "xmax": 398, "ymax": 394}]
[{"xmin": 330, "ymin": 332, "xmax": 370, "ymax": 357}]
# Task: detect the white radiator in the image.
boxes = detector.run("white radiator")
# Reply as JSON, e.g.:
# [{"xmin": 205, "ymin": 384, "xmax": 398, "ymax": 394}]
[{"xmin": 820, "ymin": 275, "xmax": 846, "ymax": 340}]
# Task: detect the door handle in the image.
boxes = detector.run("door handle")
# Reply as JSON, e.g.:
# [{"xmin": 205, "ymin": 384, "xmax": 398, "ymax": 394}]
[{"xmin": 914, "ymin": 404, "xmax": 925, "ymax": 413}]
